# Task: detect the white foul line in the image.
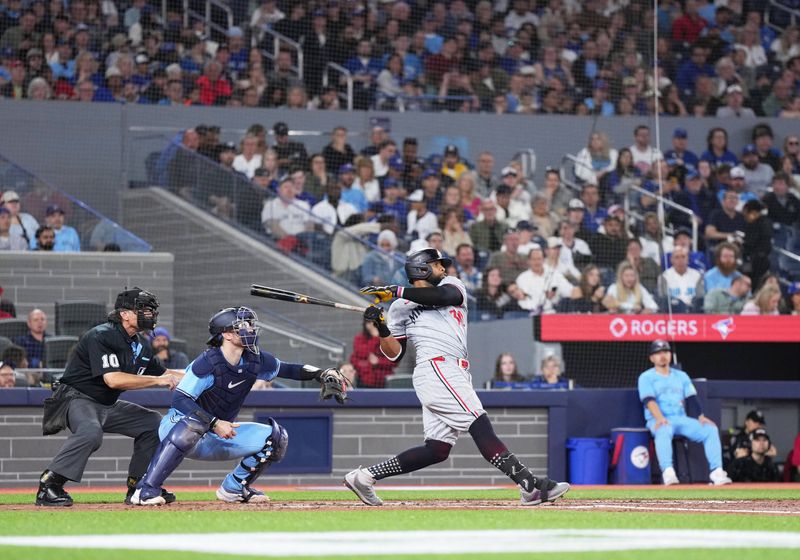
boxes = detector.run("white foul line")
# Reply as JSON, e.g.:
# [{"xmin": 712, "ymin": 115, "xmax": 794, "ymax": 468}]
[
  {"xmin": 1, "ymin": 529, "xmax": 800, "ymax": 556},
  {"xmin": 560, "ymin": 504, "xmax": 800, "ymax": 515}
]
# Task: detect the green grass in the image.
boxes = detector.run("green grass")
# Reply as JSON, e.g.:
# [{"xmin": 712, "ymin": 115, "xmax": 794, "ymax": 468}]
[{"xmin": 1, "ymin": 487, "xmax": 799, "ymax": 559}]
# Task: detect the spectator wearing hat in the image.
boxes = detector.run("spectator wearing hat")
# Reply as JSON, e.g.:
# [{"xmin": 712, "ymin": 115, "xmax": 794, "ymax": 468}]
[
  {"xmin": 406, "ymin": 189, "xmax": 438, "ymax": 242},
  {"xmin": 672, "ymin": 170, "xmax": 719, "ymax": 232},
  {"xmin": 369, "ymin": 179, "xmax": 407, "ymax": 230},
  {"xmin": 261, "ymin": 175, "xmax": 312, "ymax": 245},
  {"xmin": 272, "ymin": 121, "xmax": 308, "ymax": 173},
  {"xmin": 664, "ymin": 128, "xmax": 699, "ymax": 174},
  {"xmin": 150, "ymin": 327, "xmax": 189, "ymax": 370},
  {"xmin": 1, "ymin": 190, "xmax": 38, "ymax": 248},
  {"xmin": 0, "ymin": 59, "xmax": 26, "ymax": 98},
  {"xmin": 337, "ymin": 163, "xmax": 367, "ymax": 213},
  {"xmin": 43, "ymin": 205, "xmax": 80, "ymax": 252},
  {"xmin": 676, "ymin": 44, "xmax": 714, "ymax": 100},
  {"xmin": 441, "ymin": 145, "xmax": 467, "ymax": 181},
  {"xmin": 729, "ymin": 428, "xmax": 779, "ymax": 482},
  {"xmin": 419, "ymin": 167, "xmax": 443, "ymax": 215},
  {"xmin": 715, "ymin": 166, "xmax": 758, "ymax": 213},
  {"xmin": 515, "ymin": 243, "xmax": 574, "ymax": 315},
  {"xmin": 715, "ymin": 84, "xmax": 755, "ymax": 118},
  {"xmin": 544, "ymin": 236, "xmax": 580, "ymax": 284},
  {"xmin": 0, "ymin": 206, "xmax": 28, "ymax": 251},
  {"xmin": 731, "ymin": 409, "xmax": 777, "ymax": 462},
  {"xmin": 509, "ymin": 220, "xmax": 538, "ymax": 258},
  {"xmin": 739, "ymin": 144, "xmax": 775, "ymax": 198},
  {"xmin": 741, "ymin": 199, "xmax": 772, "ymax": 283}
]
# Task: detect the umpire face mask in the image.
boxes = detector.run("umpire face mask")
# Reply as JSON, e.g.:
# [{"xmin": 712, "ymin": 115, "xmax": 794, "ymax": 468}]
[{"xmin": 135, "ymin": 305, "xmax": 159, "ymax": 332}]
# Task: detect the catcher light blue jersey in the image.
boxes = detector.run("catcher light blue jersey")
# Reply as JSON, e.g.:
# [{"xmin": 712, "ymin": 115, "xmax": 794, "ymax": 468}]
[
  {"xmin": 387, "ymin": 276, "xmax": 469, "ymax": 363},
  {"xmin": 638, "ymin": 367, "xmax": 697, "ymax": 422}
]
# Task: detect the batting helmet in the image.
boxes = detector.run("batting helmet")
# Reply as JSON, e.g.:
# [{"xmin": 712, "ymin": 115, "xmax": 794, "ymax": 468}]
[
  {"xmin": 114, "ymin": 287, "xmax": 159, "ymax": 331},
  {"xmin": 405, "ymin": 248, "xmax": 452, "ymax": 282},
  {"xmin": 649, "ymin": 339, "xmax": 671, "ymax": 355},
  {"xmin": 207, "ymin": 306, "xmax": 260, "ymax": 354}
]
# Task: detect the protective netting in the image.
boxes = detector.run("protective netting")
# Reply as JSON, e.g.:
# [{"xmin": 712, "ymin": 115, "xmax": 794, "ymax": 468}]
[{"xmin": 2, "ymin": 1, "xmax": 800, "ymax": 390}]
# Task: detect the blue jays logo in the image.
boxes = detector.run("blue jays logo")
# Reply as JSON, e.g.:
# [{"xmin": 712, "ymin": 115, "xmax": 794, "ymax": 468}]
[{"xmin": 711, "ymin": 317, "xmax": 736, "ymax": 340}]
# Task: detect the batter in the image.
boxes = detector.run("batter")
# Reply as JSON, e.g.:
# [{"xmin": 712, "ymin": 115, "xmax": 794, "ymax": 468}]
[{"xmin": 344, "ymin": 247, "xmax": 570, "ymax": 506}]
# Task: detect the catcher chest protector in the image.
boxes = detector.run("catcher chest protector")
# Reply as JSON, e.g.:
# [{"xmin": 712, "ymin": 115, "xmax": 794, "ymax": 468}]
[{"xmin": 405, "ymin": 248, "xmax": 453, "ymax": 282}]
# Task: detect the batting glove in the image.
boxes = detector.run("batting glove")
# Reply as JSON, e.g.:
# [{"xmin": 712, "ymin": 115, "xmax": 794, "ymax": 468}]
[{"xmin": 360, "ymin": 285, "xmax": 401, "ymax": 303}]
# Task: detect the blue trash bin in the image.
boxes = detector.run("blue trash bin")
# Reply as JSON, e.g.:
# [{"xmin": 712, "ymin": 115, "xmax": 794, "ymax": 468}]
[
  {"xmin": 566, "ymin": 437, "xmax": 610, "ymax": 484},
  {"xmin": 610, "ymin": 427, "xmax": 652, "ymax": 484}
]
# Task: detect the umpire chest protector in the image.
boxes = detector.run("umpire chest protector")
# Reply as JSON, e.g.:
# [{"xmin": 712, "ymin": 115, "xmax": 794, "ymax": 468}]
[{"xmin": 193, "ymin": 348, "xmax": 261, "ymax": 422}]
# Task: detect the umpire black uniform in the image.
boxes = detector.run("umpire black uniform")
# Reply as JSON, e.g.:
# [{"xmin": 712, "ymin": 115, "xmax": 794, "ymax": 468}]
[{"xmin": 36, "ymin": 288, "xmax": 181, "ymax": 507}]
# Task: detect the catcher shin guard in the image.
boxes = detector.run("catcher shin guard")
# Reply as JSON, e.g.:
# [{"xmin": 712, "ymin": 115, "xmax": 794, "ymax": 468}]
[
  {"xmin": 469, "ymin": 413, "xmax": 540, "ymax": 492},
  {"xmin": 230, "ymin": 418, "xmax": 288, "ymax": 492},
  {"xmin": 138, "ymin": 410, "xmax": 213, "ymax": 500}
]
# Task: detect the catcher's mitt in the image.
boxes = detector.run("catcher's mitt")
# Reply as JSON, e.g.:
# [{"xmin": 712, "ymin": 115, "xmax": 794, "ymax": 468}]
[{"xmin": 317, "ymin": 368, "xmax": 350, "ymax": 404}]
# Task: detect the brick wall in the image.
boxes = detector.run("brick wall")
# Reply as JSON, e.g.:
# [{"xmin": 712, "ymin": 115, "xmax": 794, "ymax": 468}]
[
  {"xmin": 0, "ymin": 406, "xmax": 548, "ymax": 488},
  {"xmin": 0, "ymin": 252, "xmax": 174, "ymax": 331}
]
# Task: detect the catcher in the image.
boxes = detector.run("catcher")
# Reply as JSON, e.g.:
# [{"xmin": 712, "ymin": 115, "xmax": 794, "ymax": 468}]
[{"xmin": 130, "ymin": 306, "xmax": 347, "ymax": 505}]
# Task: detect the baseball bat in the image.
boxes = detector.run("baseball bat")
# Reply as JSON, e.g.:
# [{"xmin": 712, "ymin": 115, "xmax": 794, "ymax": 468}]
[{"xmin": 250, "ymin": 284, "xmax": 367, "ymax": 313}]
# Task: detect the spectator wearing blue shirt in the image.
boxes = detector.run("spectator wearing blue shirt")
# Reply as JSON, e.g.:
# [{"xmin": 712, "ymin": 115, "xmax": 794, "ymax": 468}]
[
  {"xmin": 49, "ymin": 39, "xmax": 75, "ymax": 80},
  {"xmin": 360, "ymin": 230, "xmax": 400, "ymax": 286},
  {"xmin": 700, "ymin": 127, "xmax": 739, "ymax": 169},
  {"xmin": 583, "ymin": 80, "xmax": 615, "ymax": 116},
  {"xmin": 676, "ymin": 45, "xmax": 715, "ymax": 100},
  {"xmin": 12, "ymin": 309, "xmax": 48, "ymax": 369},
  {"xmin": 44, "ymin": 205, "xmax": 80, "ymax": 252},
  {"xmin": 344, "ymin": 39, "xmax": 383, "ymax": 110},
  {"xmin": 338, "ymin": 163, "xmax": 368, "ymax": 213},
  {"xmin": 454, "ymin": 243, "xmax": 482, "ymax": 294},
  {"xmin": 580, "ymin": 183, "xmax": 607, "ymax": 234},
  {"xmin": 369, "ymin": 179, "xmax": 407, "ymax": 229},
  {"xmin": 226, "ymin": 27, "xmax": 249, "ymax": 80},
  {"xmin": 638, "ymin": 340, "xmax": 731, "ymax": 486},
  {"xmin": 703, "ymin": 241, "xmax": 742, "ymax": 292},
  {"xmin": 663, "ymin": 128, "xmax": 699, "ymax": 172}
]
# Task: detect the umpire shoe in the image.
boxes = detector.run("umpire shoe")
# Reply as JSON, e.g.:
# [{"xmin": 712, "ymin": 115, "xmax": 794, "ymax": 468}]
[
  {"xmin": 124, "ymin": 477, "xmax": 176, "ymax": 505},
  {"xmin": 343, "ymin": 467, "xmax": 383, "ymax": 506},
  {"xmin": 35, "ymin": 470, "xmax": 73, "ymax": 507},
  {"xmin": 520, "ymin": 477, "xmax": 570, "ymax": 506}
]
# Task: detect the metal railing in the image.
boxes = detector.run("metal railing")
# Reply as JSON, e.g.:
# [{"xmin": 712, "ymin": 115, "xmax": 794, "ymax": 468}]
[
  {"xmin": 181, "ymin": 0, "xmax": 233, "ymax": 40},
  {"xmin": 257, "ymin": 27, "xmax": 304, "ymax": 80},
  {"xmin": 324, "ymin": 62, "xmax": 353, "ymax": 111},
  {"xmin": 561, "ymin": 153, "xmax": 698, "ymax": 251},
  {"xmin": 765, "ymin": 0, "xmax": 800, "ymax": 31}
]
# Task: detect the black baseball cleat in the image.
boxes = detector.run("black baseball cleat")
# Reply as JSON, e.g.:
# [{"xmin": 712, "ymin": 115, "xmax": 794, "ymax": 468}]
[
  {"xmin": 124, "ymin": 476, "xmax": 176, "ymax": 505},
  {"xmin": 35, "ymin": 470, "xmax": 73, "ymax": 507},
  {"xmin": 520, "ymin": 477, "xmax": 570, "ymax": 506}
]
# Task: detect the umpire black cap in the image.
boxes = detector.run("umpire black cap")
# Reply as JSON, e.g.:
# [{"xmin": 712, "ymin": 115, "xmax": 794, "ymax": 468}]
[{"xmin": 649, "ymin": 339, "xmax": 671, "ymax": 355}]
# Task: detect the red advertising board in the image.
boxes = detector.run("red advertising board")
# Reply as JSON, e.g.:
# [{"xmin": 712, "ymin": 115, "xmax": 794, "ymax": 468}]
[{"xmin": 539, "ymin": 315, "xmax": 800, "ymax": 343}]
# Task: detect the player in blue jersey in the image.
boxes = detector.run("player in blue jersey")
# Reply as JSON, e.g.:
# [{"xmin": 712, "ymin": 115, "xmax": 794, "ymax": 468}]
[
  {"xmin": 638, "ymin": 339, "xmax": 731, "ymax": 486},
  {"xmin": 129, "ymin": 306, "xmax": 347, "ymax": 505}
]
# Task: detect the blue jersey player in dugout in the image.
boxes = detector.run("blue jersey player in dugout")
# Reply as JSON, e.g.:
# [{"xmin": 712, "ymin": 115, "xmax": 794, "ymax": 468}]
[{"xmin": 130, "ymin": 306, "xmax": 346, "ymax": 505}]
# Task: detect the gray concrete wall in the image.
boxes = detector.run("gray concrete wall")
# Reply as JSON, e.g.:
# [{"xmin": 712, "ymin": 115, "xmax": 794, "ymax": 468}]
[
  {"xmin": 0, "ymin": 405, "xmax": 548, "ymax": 488},
  {"xmin": 1, "ymin": 100, "xmax": 797, "ymax": 220},
  {"xmin": 0, "ymin": 252, "xmax": 175, "ymax": 332}
]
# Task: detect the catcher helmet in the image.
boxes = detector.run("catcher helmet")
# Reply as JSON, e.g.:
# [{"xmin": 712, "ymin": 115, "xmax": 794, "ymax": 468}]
[
  {"xmin": 405, "ymin": 248, "xmax": 452, "ymax": 283},
  {"xmin": 649, "ymin": 339, "xmax": 671, "ymax": 355},
  {"xmin": 114, "ymin": 287, "xmax": 159, "ymax": 331},
  {"xmin": 207, "ymin": 306, "xmax": 260, "ymax": 354}
]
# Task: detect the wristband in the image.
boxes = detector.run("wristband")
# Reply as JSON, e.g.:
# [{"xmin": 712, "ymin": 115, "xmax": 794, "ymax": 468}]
[
  {"xmin": 395, "ymin": 286, "xmax": 404, "ymax": 298},
  {"xmin": 209, "ymin": 417, "xmax": 219, "ymax": 430},
  {"xmin": 377, "ymin": 322, "xmax": 391, "ymax": 337}
]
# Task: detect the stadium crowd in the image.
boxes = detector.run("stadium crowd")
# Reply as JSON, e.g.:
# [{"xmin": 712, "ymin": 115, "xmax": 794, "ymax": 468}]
[
  {"xmin": 157, "ymin": 117, "xmax": 800, "ymax": 321},
  {"xmin": 0, "ymin": 1, "xmax": 799, "ymax": 115}
]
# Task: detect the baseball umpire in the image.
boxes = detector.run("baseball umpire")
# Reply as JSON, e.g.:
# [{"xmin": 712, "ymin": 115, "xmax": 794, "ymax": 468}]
[
  {"xmin": 35, "ymin": 288, "xmax": 184, "ymax": 507},
  {"xmin": 345, "ymin": 248, "xmax": 570, "ymax": 506}
]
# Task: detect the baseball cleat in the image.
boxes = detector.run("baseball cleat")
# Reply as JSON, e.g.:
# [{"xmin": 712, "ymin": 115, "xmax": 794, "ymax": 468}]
[
  {"xmin": 344, "ymin": 467, "xmax": 383, "ymax": 506},
  {"xmin": 35, "ymin": 470, "xmax": 73, "ymax": 507},
  {"xmin": 709, "ymin": 467, "xmax": 732, "ymax": 486},
  {"xmin": 520, "ymin": 478, "xmax": 570, "ymax": 506},
  {"xmin": 128, "ymin": 488, "xmax": 166, "ymax": 506},
  {"xmin": 662, "ymin": 467, "xmax": 680, "ymax": 486},
  {"xmin": 216, "ymin": 485, "xmax": 270, "ymax": 503}
]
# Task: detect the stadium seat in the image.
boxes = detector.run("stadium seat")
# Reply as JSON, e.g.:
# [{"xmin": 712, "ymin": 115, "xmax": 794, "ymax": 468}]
[
  {"xmin": 0, "ymin": 319, "xmax": 29, "ymax": 340},
  {"xmin": 0, "ymin": 335, "xmax": 12, "ymax": 357},
  {"xmin": 384, "ymin": 374, "xmax": 414, "ymax": 388},
  {"xmin": 43, "ymin": 336, "xmax": 79, "ymax": 369},
  {"xmin": 55, "ymin": 301, "xmax": 107, "ymax": 337}
]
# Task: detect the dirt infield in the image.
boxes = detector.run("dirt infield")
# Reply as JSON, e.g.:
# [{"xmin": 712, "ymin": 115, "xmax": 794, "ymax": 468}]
[{"xmin": 5, "ymin": 498, "xmax": 800, "ymax": 515}]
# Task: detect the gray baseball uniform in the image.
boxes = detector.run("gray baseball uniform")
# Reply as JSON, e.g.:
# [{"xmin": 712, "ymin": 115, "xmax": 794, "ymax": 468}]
[{"xmin": 386, "ymin": 276, "xmax": 485, "ymax": 445}]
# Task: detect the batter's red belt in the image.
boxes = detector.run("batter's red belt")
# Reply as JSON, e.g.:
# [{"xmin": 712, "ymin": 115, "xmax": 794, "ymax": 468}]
[{"xmin": 431, "ymin": 355, "xmax": 470, "ymax": 369}]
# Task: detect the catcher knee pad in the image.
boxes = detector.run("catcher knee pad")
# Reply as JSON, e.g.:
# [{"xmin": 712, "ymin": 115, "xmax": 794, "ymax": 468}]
[
  {"xmin": 235, "ymin": 418, "xmax": 289, "ymax": 487},
  {"xmin": 140, "ymin": 410, "xmax": 213, "ymax": 491}
]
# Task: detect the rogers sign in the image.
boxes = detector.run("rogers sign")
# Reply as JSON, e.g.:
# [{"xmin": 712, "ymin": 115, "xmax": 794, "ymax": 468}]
[
  {"xmin": 608, "ymin": 317, "xmax": 699, "ymax": 338},
  {"xmin": 539, "ymin": 314, "xmax": 800, "ymax": 343}
]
